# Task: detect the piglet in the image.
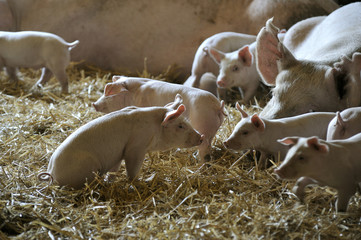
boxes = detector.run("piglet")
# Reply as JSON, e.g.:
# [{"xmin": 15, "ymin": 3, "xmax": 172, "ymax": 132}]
[
  {"xmin": 183, "ymin": 32, "xmax": 257, "ymax": 99},
  {"xmin": 38, "ymin": 100, "xmax": 203, "ymax": 189},
  {"xmin": 93, "ymin": 76, "xmax": 225, "ymax": 162},
  {"xmin": 327, "ymin": 107, "xmax": 361, "ymax": 140},
  {"xmin": 0, "ymin": 31, "xmax": 79, "ymax": 93},
  {"xmin": 207, "ymin": 43, "xmax": 260, "ymax": 102},
  {"xmin": 275, "ymin": 135, "xmax": 361, "ymax": 212},
  {"xmin": 223, "ymin": 103, "xmax": 335, "ymax": 168}
]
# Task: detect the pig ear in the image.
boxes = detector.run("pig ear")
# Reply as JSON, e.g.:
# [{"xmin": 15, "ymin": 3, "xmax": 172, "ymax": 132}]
[
  {"xmin": 174, "ymin": 94, "xmax": 183, "ymax": 105},
  {"xmin": 335, "ymin": 111, "xmax": 346, "ymax": 136},
  {"xmin": 104, "ymin": 82, "xmax": 128, "ymax": 96},
  {"xmin": 209, "ymin": 47, "xmax": 225, "ymax": 64},
  {"xmin": 307, "ymin": 137, "xmax": 329, "ymax": 153},
  {"xmin": 236, "ymin": 102, "xmax": 249, "ymax": 118},
  {"xmin": 251, "ymin": 114, "xmax": 265, "ymax": 131},
  {"xmin": 238, "ymin": 46, "xmax": 253, "ymax": 67},
  {"xmin": 164, "ymin": 94, "xmax": 184, "ymax": 109},
  {"xmin": 277, "ymin": 137, "xmax": 299, "ymax": 147},
  {"xmin": 112, "ymin": 75, "xmax": 123, "ymax": 82},
  {"xmin": 256, "ymin": 18, "xmax": 297, "ymax": 86},
  {"xmin": 336, "ymin": 111, "xmax": 345, "ymax": 128},
  {"xmin": 162, "ymin": 104, "xmax": 186, "ymax": 126},
  {"xmin": 328, "ymin": 53, "xmax": 361, "ymax": 107}
]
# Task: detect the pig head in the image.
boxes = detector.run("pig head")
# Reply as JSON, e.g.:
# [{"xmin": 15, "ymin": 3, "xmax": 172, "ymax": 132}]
[
  {"xmin": 92, "ymin": 76, "xmax": 141, "ymax": 113},
  {"xmin": 256, "ymin": 18, "xmax": 361, "ymax": 119}
]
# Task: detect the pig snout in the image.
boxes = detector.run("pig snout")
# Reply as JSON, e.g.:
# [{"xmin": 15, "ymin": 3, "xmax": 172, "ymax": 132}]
[
  {"xmin": 223, "ymin": 140, "xmax": 230, "ymax": 149},
  {"xmin": 273, "ymin": 168, "xmax": 285, "ymax": 179},
  {"xmin": 192, "ymin": 132, "xmax": 205, "ymax": 146},
  {"xmin": 92, "ymin": 102, "xmax": 99, "ymax": 111},
  {"xmin": 197, "ymin": 134, "xmax": 205, "ymax": 146},
  {"xmin": 273, "ymin": 165, "xmax": 297, "ymax": 180},
  {"xmin": 217, "ymin": 78, "xmax": 227, "ymax": 88},
  {"xmin": 186, "ymin": 131, "xmax": 204, "ymax": 148},
  {"xmin": 223, "ymin": 137, "xmax": 238, "ymax": 150},
  {"xmin": 92, "ymin": 101, "xmax": 108, "ymax": 113}
]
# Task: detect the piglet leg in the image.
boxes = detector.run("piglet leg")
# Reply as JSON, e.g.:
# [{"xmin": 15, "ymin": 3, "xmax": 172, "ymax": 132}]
[
  {"xmin": 198, "ymin": 138, "xmax": 211, "ymax": 162},
  {"xmin": 292, "ymin": 177, "xmax": 318, "ymax": 202},
  {"xmin": 6, "ymin": 66, "xmax": 19, "ymax": 83},
  {"xmin": 124, "ymin": 148, "xmax": 147, "ymax": 181},
  {"xmin": 336, "ymin": 187, "xmax": 355, "ymax": 212},
  {"xmin": 36, "ymin": 67, "xmax": 53, "ymax": 88},
  {"xmin": 51, "ymin": 68, "xmax": 69, "ymax": 93},
  {"xmin": 258, "ymin": 151, "xmax": 268, "ymax": 169}
]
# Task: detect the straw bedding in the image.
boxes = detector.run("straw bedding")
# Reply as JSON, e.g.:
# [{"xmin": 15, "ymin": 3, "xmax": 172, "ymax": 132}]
[{"xmin": 0, "ymin": 64, "xmax": 360, "ymax": 239}]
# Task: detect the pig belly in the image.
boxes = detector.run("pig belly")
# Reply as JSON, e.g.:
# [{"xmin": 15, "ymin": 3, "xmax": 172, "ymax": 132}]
[
  {"xmin": 3, "ymin": 56, "xmax": 44, "ymax": 69},
  {"xmin": 0, "ymin": 47, "xmax": 45, "ymax": 68}
]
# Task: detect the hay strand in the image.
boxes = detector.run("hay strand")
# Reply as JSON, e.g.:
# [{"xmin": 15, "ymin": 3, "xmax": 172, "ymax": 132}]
[{"xmin": 0, "ymin": 65, "xmax": 360, "ymax": 239}]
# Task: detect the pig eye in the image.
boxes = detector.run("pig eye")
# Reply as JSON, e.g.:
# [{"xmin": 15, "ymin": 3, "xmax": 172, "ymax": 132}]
[
  {"xmin": 178, "ymin": 124, "xmax": 184, "ymax": 129},
  {"xmin": 298, "ymin": 156, "xmax": 305, "ymax": 161},
  {"xmin": 232, "ymin": 65, "xmax": 239, "ymax": 72},
  {"xmin": 241, "ymin": 130, "xmax": 248, "ymax": 135}
]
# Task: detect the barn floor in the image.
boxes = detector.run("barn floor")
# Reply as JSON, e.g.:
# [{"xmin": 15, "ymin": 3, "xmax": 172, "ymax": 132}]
[{"xmin": 0, "ymin": 65, "xmax": 360, "ymax": 239}]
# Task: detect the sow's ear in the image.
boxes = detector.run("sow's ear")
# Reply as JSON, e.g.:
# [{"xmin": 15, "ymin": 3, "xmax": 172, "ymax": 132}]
[
  {"xmin": 307, "ymin": 137, "xmax": 329, "ymax": 153},
  {"xmin": 162, "ymin": 104, "xmax": 186, "ymax": 126},
  {"xmin": 256, "ymin": 18, "xmax": 297, "ymax": 86},
  {"xmin": 208, "ymin": 47, "xmax": 225, "ymax": 65},
  {"xmin": 104, "ymin": 81, "xmax": 128, "ymax": 96},
  {"xmin": 327, "ymin": 52, "xmax": 361, "ymax": 107}
]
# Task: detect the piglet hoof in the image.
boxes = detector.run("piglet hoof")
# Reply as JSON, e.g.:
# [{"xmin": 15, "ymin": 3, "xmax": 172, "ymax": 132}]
[
  {"xmin": 36, "ymin": 83, "xmax": 44, "ymax": 90},
  {"xmin": 61, "ymin": 87, "xmax": 69, "ymax": 94}
]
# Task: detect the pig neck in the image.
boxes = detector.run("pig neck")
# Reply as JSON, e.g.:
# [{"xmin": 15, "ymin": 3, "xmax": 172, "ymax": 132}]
[
  {"xmin": 248, "ymin": 43, "xmax": 259, "ymax": 80},
  {"xmin": 122, "ymin": 108, "xmax": 166, "ymax": 151},
  {"xmin": 140, "ymin": 109, "xmax": 168, "ymax": 151},
  {"xmin": 256, "ymin": 119, "xmax": 297, "ymax": 153}
]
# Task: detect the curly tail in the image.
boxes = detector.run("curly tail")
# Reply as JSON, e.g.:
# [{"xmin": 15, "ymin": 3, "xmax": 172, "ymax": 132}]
[
  {"xmin": 38, "ymin": 172, "xmax": 54, "ymax": 185},
  {"xmin": 67, "ymin": 40, "xmax": 80, "ymax": 51}
]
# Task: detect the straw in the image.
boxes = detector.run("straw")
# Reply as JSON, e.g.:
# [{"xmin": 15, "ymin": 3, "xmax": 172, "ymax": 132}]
[{"xmin": 0, "ymin": 64, "xmax": 360, "ymax": 239}]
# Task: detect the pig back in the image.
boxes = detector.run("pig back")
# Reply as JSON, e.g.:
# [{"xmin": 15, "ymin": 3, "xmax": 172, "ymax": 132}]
[
  {"xmin": 7, "ymin": 0, "xmax": 338, "ymax": 74},
  {"xmin": 51, "ymin": 107, "xmax": 166, "ymax": 172},
  {"xmin": 286, "ymin": 3, "xmax": 361, "ymax": 63},
  {"xmin": 135, "ymin": 80, "xmax": 223, "ymax": 132},
  {"xmin": 276, "ymin": 112, "xmax": 336, "ymax": 140}
]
